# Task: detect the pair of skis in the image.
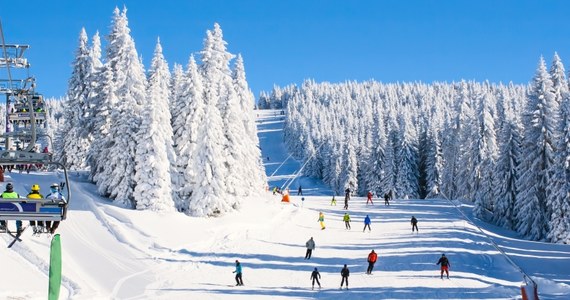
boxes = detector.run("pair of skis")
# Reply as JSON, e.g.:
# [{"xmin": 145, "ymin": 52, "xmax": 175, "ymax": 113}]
[{"xmin": 7, "ymin": 227, "xmax": 27, "ymax": 248}]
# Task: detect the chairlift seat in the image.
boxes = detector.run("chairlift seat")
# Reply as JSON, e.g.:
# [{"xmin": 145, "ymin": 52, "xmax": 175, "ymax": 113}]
[{"xmin": 0, "ymin": 198, "xmax": 66, "ymax": 221}]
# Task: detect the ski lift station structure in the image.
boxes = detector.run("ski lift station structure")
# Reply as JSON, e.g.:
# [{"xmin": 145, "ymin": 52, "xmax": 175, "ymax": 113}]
[{"xmin": 0, "ymin": 20, "xmax": 70, "ymax": 226}]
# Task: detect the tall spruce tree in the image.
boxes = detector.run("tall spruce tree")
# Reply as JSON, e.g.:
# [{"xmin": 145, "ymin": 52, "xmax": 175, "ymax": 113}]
[
  {"xmin": 173, "ymin": 55, "xmax": 205, "ymax": 211},
  {"xmin": 95, "ymin": 7, "xmax": 146, "ymax": 207},
  {"xmin": 133, "ymin": 39, "xmax": 174, "ymax": 211},
  {"xmin": 516, "ymin": 57, "xmax": 558, "ymax": 240},
  {"xmin": 60, "ymin": 28, "xmax": 92, "ymax": 169}
]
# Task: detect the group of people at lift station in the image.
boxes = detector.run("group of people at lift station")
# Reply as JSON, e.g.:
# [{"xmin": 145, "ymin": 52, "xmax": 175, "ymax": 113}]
[{"xmin": 0, "ymin": 182, "xmax": 66, "ymax": 235}]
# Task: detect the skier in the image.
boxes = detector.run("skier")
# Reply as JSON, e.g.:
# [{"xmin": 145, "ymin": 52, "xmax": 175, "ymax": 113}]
[
  {"xmin": 0, "ymin": 183, "xmax": 23, "ymax": 233},
  {"xmin": 273, "ymin": 186, "xmax": 277, "ymax": 195},
  {"xmin": 366, "ymin": 191, "xmax": 373, "ymax": 205},
  {"xmin": 366, "ymin": 250, "xmax": 378, "ymax": 274},
  {"xmin": 411, "ymin": 216, "xmax": 419, "ymax": 233},
  {"xmin": 318, "ymin": 212, "xmax": 326, "ymax": 230},
  {"xmin": 310, "ymin": 267, "xmax": 321, "ymax": 290},
  {"xmin": 384, "ymin": 192, "xmax": 390, "ymax": 206},
  {"xmin": 331, "ymin": 195, "xmax": 337, "ymax": 206},
  {"xmin": 343, "ymin": 213, "xmax": 351, "ymax": 230},
  {"xmin": 298, "ymin": 186, "xmax": 303, "ymax": 196},
  {"xmin": 233, "ymin": 260, "xmax": 244, "ymax": 286},
  {"xmin": 45, "ymin": 183, "xmax": 65, "ymax": 234},
  {"xmin": 27, "ymin": 184, "xmax": 45, "ymax": 233},
  {"xmin": 363, "ymin": 215, "xmax": 371, "ymax": 232},
  {"xmin": 305, "ymin": 237, "xmax": 316, "ymax": 259},
  {"xmin": 344, "ymin": 188, "xmax": 350, "ymax": 210},
  {"xmin": 436, "ymin": 254, "xmax": 451, "ymax": 279},
  {"xmin": 340, "ymin": 264, "xmax": 350, "ymax": 290}
]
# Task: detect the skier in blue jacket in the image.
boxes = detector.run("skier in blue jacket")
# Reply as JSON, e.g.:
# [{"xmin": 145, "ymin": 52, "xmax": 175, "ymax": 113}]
[
  {"xmin": 233, "ymin": 260, "xmax": 244, "ymax": 286},
  {"xmin": 363, "ymin": 215, "xmax": 371, "ymax": 232}
]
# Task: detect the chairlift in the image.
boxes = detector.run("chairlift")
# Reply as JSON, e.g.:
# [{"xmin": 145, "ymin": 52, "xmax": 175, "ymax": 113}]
[{"xmin": 0, "ymin": 23, "xmax": 71, "ymax": 235}]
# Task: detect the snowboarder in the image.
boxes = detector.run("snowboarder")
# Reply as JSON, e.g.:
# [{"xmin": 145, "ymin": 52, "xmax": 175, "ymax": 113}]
[
  {"xmin": 310, "ymin": 267, "xmax": 321, "ymax": 290},
  {"xmin": 340, "ymin": 264, "xmax": 350, "ymax": 290},
  {"xmin": 363, "ymin": 215, "xmax": 371, "ymax": 232},
  {"xmin": 45, "ymin": 183, "xmax": 65, "ymax": 234},
  {"xmin": 0, "ymin": 183, "xmax": 22, "ymax": 233},
  {"xmin": 411, "ymin": 216, "xmax": 419, "ymax": 233},
  {"xmin": 318, "ymin": 212, "xmax": 326, "ymax": 230},
  {"xmin": 305, "ymin": 237, "xmax": 315, "ymax": 259},
  {"xmin": 436, "ymin": 254, "xmax": 451, "ymax": 279},
  {"xmin": 366, "ymin": 250, "xmax": 378, "ymax": 274},
  {"xmin": 27, "ymin": 184, "xmax": 45, "ymax": 233},
  {"xmin": 384, "ymin": 192, "xmax": 390, "ymax": 206},
  {"xmin": 233, "ymin": 260, "xmax": 244, "ymax": 286},
  {"xmin": 343, "ymin": 213, "xmax": 351, "ymax": 230},
  {"xmin": 298, "ymin": 186, "xmax": 303, "ymax": 196},
  {"xmin": 331, "ymin": 195, "xmax": 337, "ymax": 206},
  {"xmin": 366, "ymin": 191, "xmax": 373, "ymax": 205}
]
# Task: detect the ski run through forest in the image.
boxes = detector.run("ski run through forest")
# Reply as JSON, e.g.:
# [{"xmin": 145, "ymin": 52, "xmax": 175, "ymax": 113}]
[{"xmin": 0, "ymin": 5, "xmax": 569, "ymax": 300}]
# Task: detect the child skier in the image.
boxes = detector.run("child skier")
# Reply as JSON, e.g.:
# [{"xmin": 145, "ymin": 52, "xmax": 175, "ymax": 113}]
[
  {"xmin": 318, "ymin": 212, "xmax": 326, "ymax": 230},
  {"xmin": 343, "ymin": 213, "xmax": 351, "ymax": 230}
]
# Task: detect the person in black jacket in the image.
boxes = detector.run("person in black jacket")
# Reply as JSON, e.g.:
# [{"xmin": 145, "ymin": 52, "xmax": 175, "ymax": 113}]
[
  {"xmin": 310, "ymin": 267, "xmax": 321, "ymax": 289},
  {"xmin": 411, "ymin": 216, "xmax": 419, "ymax": 233},
  {"xmin": 340, "ymin": 264, "xmax": 350, "ymax": 289},
  {"xmin": 436, "ymin": 254, "xmax": 451, "ymax": 279}
]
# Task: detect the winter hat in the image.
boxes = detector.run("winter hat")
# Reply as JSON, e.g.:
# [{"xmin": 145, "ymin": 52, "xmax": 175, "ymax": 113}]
[{"xmin": 6, "ymin": 183, "xmax": 13, "ymax": 191}]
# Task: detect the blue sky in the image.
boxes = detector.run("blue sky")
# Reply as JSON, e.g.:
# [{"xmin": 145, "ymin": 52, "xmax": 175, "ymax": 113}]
[{"xmin": 1, "ymin": 0, "xmax": 570, "ymax": 99}]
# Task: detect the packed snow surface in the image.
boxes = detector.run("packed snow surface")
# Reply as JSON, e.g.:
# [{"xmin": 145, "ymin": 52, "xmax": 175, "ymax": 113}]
[{"xmin": 0, "ymin": 110, "xmax": 568, "ymax": 299}]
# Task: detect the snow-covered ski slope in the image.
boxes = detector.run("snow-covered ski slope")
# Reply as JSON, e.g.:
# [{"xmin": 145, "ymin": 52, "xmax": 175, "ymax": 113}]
[{"xmin": 0, "ymin": 110, "xmax": 568, "ymax": 299}]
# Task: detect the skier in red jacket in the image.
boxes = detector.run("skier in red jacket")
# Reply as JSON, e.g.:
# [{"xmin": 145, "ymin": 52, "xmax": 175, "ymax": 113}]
[
  {"xmin": 366, "ymin": 250, "xmax": 378, "ymax": 274},
  {"xmin": 366, "ymin": 191, "xmax": 373, "ymax": 205}
]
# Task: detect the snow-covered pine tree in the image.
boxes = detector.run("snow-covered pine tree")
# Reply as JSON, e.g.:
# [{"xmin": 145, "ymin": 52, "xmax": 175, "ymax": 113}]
[
  {"xmin": 188, "ymin": 24, "xmax": 233, "ymax": 216},
  {"xmin": 492, "ymin": 95, "xmax": 522, "ymax": 230},
  {"xmin": 516, "ymin": 57, "xmax": 558, "ymax": 240},
  {"xmin": 395, "ymin": 109, "xmax": 420, "ymax": 199},
  {"xmin": 472, "ymin": 91, "xmax": 498, "ymax": 219},
  {"xmin": 95, "ymin": 7, "xmax": 146, "ymax": 207},
  {"xmin": 229, "ymin": 39, "xmax": 267, "ymax": 197},
  {"xmin": 454, "ymin": 82, "xmax": 477, "ymax": 200},
  {"xmin": 133, "ymin": 39, "xmax": 174, "ymax": 211},
  {"xmin": 172, "ymin": 55, "xmax": 205, "ymax": 211},
  {"xmin": 59, "ymin": 28, "xmax": 92, "ymax": 169},
  {"xmin": 424, "ymin": 118, "xmax": 444, "ymax": 198},
  {"xmin": 547, "ymin": 53, "xmax": 570, "ymax": 243},
  {"xmin": 169, "ymin": 63, "xmax": 184, "ymax": 128}
]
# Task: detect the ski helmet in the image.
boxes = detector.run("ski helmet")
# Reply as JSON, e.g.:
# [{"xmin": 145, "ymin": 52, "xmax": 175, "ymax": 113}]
[{"xmin": 31, "ymin": 184, "xmax": 40, "ymax": 191}]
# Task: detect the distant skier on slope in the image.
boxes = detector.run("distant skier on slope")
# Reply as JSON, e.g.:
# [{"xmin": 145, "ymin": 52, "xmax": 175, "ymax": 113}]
[
  {"xmin": 310, "ymin": 267, "xmax": 321, "ymax": 290},
  {"xmin": 366, "ymin": 250, "xmax": 378, "ymax": 275},
  {"xmin": 343, "ymin": 213, "xmax": 351, "ymax": 230},
  {"xmin": 436, "ymin": 254, "xmax": 451, "ymax": 279},
  {"xmin": 366, "ymin": 191, "xmax": 373, "ymax": 205},
  {"xmin": 298, "ymin": 185, "xmax": 303, "ymax": 196},
  {"xmin": 340, "ymin": 264, "xmax": 350, "ymax": 290},
  {"xmin": 411, "ymin": 216, "xmax": 419, "ymax": 233},
  {"xmin": 344, "ymin": 188, "xmax": 350, "ymax": 210},
  {"xmin": 305, "ymin": 237, "xmax": 316, "ymax": 259},
  {"xmin": 233, "ymin": 260, "xmax": 244, "ymax": 286},
  {"xmin": 318, "ymin": 212, "xmax": 326, "ymax": 230},
  {"xmin": 331, "ymin": 195, "xmax": 337, "ymax": 206},
  {"xmin": 363, "ymin": 215, "xmax": 371, "ymax": 232},
  {"xmin": 384, "ymin": 192, "xmax": 390, "ymax": 206}
]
